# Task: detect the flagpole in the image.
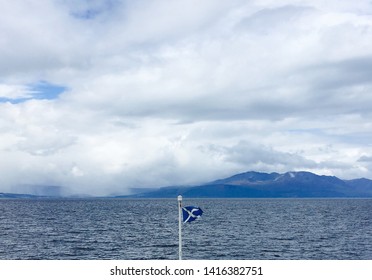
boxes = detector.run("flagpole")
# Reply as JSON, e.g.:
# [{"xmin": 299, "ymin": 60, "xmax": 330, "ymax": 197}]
[{"xmin": 178, "ymin": 195, "xmax": 182, "ymax": 260}]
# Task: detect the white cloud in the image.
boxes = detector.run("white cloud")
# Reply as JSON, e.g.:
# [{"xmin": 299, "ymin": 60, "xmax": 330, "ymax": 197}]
[
  {"xmin": 0, "ymin": 84, "xmax": 34, "ymax": 99},
  {"xmin": 1, "ymin": 0, "xmax": 372, "ymax": 195}
]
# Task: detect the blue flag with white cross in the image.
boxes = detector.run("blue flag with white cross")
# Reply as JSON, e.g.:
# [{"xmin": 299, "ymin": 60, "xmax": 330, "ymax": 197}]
[{"xmin": 182, "ymin": 206, "xmax": 203, "ymax": 223}]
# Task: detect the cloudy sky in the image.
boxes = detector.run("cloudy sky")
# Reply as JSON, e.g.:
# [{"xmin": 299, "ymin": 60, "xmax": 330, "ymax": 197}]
[{"xmin": 1, "ymin": 0, "xmax": 372, "ymax": 196}]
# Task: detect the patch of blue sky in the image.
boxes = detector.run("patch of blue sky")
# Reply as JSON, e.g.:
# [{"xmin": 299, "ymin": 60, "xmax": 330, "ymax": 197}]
[
  {"xmin": 0, "ymin": 97, "xmax": 29, "ymax": 104},
  {"xmin": 0, "ymin": 81, "xmax": 67, "ymax": 104},
  {"xmin": 69, "ymin": 0, "xmax": 120, "ymax": 20},
  {"xmin": 31, "ymin": 81, "xmax": 67, "ymax": 100}
]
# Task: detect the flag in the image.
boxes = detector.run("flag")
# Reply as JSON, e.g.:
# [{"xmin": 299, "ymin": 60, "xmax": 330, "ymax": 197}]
[{"xmin": 182, "ymin": 206, "xmax": 203, "ymax": 223}]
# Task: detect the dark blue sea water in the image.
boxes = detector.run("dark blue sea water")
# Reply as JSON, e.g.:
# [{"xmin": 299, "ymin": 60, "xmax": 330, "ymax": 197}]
[{"xmin": 0, "ymin": 198, "xmax": 371, "ymax": 260}]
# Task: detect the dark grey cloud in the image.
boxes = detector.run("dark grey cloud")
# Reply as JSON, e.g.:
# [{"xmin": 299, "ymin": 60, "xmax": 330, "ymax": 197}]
[
  {"xmin": 358, "ymin": 156, "xmax": 372, "ymax": 162},
  {"xmin": 213, "ymin": 140, "xmax": 318, "ymax": 170}
]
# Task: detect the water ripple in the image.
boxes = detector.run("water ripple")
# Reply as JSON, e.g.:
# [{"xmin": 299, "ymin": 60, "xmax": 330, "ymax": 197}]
[{"xmin": 0, "ymin": 198, "xmax": 371, "ymax": 259}]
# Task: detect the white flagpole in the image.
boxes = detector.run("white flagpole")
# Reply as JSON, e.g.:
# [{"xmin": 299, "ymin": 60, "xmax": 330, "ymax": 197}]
[{"xmin": 178, "ymin": 195, "xmax": 182, "ymax": 260}]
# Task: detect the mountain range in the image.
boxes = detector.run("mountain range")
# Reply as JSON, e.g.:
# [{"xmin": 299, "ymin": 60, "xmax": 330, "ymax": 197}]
[
  {"xmin": 2, "ymin": 171, "xmax": 372, "ymax": 199},
  {"xmin": 123, "ymin": 171, "xmax": 372, "ymax": 198}
]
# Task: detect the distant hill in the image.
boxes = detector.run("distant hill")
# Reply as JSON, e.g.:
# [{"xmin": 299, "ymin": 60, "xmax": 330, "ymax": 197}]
[
  {"xmin": 123, "ymin": 171, "xmax": 372, "ymax": 198},
  {"xmin": 0, "ymin": 193, "xmax": 43, "ymax": 199}
]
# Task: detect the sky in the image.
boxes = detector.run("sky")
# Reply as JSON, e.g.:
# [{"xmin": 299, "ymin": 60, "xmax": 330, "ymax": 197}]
[{"xmin": 1, "ymin": 0, "xmax": 372, "ymax": 196}]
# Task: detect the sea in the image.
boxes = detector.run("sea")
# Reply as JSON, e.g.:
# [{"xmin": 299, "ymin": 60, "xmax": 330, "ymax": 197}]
[{"xmin": 0, "ymin": 198, "xmax": 371, "ymax": 260}]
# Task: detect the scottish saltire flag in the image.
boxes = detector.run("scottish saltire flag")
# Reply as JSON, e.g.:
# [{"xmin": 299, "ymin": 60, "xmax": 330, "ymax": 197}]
[{"xmin": 182, "ymin": 206, "xmax": 203, "ymax": 223}]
